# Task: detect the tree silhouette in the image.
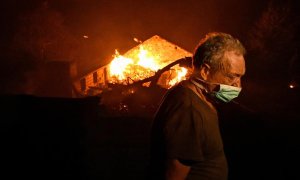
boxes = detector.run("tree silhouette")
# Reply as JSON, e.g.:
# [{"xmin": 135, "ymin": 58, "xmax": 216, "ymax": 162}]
[
  {"xmin": 247, "ymin": 1, "xmax": 299, "ymax": 81},
  {"xmin": 0, "ymin": 2, "xmax": 80, "ymax": 95},
  {"xmin": 12, "ymin": 2, "xmax": 79, "ymax": 62},
  {"xmin": 237, "ymin": 1, "xmax": 300, "ymax": 114}
]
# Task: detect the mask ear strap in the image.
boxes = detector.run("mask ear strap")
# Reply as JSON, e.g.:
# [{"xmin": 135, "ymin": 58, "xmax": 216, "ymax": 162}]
[
  {"xmin": 190, "ymin": 79, "xmax": 216, "ymax": 101},
  {"xmin": 190, "ymin": 78, "xmax": 208, "ymax": 93},
  {"xmin": 190, "ymin": 78, "xmax": 223, "ymax": 104},
  {"xmin": 188, "ymin": 78, "xmax": 214, "ymax": 103},
  {"xmin": 190, "ymin": 81, "xmax": 218, "ymax": 111},
  {"xmin": 192, "ymin": 76, "xmax": 220, "ymax": 92}
]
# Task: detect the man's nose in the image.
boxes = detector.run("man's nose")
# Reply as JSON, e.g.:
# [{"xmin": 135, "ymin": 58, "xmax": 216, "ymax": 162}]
[{"xmin": 232, "ymin": 78, "xmax": 241, "ymax": 88}]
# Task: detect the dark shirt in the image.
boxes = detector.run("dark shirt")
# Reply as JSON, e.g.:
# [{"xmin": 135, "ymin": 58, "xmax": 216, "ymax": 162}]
[{"xmin": 149, "ymin": 80, "xmax": 227, "ymax": 180}]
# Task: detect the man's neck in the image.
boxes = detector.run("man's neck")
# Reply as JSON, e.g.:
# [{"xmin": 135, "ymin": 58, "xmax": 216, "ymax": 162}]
[{"xmin": 183, "ymin": 79, "xmax": 217, "ymax": 111}]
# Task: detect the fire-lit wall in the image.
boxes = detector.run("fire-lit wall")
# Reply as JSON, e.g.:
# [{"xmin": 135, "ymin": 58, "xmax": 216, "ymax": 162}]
[{"xmin": 74, "ymin": 65, "xmax": 108, "ymax": 96}]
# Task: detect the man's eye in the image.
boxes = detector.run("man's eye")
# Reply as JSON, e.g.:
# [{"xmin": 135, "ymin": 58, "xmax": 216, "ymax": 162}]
[{"xmin": 227, "ymin": 74, "xmax": 236, "ymax": 80}]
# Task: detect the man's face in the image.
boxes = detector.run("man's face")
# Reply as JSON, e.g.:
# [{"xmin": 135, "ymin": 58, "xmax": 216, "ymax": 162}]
[{"xmin": 207, "ymin": 50, "xmax": 246, "ymax": 88}]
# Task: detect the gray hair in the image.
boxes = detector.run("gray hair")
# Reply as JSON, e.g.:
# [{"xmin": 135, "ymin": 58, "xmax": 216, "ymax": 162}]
[{"xmin": 193, "ymin": 32, "xmax": 246, "ymax": 72}]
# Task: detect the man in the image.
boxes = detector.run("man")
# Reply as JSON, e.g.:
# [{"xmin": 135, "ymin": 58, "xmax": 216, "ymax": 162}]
[{"xmin": 149, "ymin": 32, "xmax": 246, "ymax": 180}]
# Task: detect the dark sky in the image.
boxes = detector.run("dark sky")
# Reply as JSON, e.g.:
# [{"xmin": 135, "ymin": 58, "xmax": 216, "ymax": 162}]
[
  {"xmin": 0, "ymin": 0, "xmax": 268, "ymax": 72},
  {"xmin": 54, "ymin": 0, "xmax": 267, "ymax": 47},
  {"xmin": 56, "ymin": 0, "xmax": 268, "ymax": 70}
]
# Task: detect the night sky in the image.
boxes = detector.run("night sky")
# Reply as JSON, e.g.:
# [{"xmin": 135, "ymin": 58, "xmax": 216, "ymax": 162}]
[{"xmin": 1, "ymin": 0, "xmax": 268, "ymax": 70}]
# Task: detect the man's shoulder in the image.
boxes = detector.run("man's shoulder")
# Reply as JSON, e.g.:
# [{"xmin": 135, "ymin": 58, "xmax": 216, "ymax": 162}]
[
  {"xmin": 168, "ymin": 80, "xmax": 217, "ymax": 113},
  {"xmin": 163, "ymin": 81, "xmax": 195, "ymax": 102},
  {"xmin": 167, "ymin": 81, "xmax": 206, "ymax": 102},
  {"xmin": 167, "ymin": 80, "xmax": 194, "ymax": 96}
]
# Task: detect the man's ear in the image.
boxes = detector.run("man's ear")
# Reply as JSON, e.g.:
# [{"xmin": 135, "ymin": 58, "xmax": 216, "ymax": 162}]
[{"xmin": 200, "ymin": 64, "xmax": 211, "ymax": 80}]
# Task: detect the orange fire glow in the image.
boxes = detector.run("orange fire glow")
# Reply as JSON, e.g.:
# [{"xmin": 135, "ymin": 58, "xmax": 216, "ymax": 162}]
[
  {"xmin": 108, "ymin": 44, "xmax": 188, "ymax": 88},
  {"xmin": 168, "ymin": 67, "xmax": 188, "ymax": 87}
]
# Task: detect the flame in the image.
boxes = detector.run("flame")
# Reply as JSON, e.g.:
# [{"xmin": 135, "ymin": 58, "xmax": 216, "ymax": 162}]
[
  {"xmin": 168, "ymin": 67, "xmax": 188, "ymax": 87},
  {"xmin": 137, "ymin": 46, "xmax": 160, "ymax": 71},
  {"xmin": 108, "ymin": 44, "xmax": 188, "ymax": 87},
  {"xmin": 109, "ymin": 50, "xmax": 134, "ymax": 81}
]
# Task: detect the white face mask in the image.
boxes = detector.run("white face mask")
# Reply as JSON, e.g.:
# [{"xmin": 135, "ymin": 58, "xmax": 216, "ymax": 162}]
[{"xmin": 211, "ymin": 84, "xmax": 242, "ymax": 103}]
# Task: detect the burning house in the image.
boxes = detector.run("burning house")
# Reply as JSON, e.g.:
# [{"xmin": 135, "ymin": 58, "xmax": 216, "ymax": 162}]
[{"xmin": 74, "ymin": 35, "xmax": 193, "ymax": 115}]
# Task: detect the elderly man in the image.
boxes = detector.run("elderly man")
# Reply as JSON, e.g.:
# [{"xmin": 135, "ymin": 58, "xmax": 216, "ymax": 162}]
[{"xmin": 149, "ymin": 32, "xmax": 246, "ymax": 180}]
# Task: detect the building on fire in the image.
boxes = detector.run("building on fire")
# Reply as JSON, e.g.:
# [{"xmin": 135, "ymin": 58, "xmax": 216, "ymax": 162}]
[{"xmin": 73, "ymin": 35, "xmax": 192, "ymax": 97}]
